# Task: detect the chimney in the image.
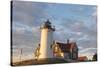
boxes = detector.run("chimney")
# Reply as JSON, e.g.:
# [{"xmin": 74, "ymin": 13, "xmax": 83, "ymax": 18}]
[{"xmin": 67, "ymin": 39, "xmax": 69, "ymax": 43}]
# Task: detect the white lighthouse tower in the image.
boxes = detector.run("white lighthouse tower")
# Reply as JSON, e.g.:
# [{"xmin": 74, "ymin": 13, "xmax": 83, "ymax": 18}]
[{"xmin": 39, "ymin": 19, "xmax": 55, "ymax": 59}]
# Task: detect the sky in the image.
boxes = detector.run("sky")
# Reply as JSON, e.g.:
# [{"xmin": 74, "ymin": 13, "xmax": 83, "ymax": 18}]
[{"xmin": 12, "ymin": 1, "xmax": 97, "ymax": 62}]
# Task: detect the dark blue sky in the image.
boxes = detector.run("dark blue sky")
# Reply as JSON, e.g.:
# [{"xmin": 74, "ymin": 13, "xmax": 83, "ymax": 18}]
[{"xmin": 12, "ymin": 1, "xmax": 97, "ymax": 61}]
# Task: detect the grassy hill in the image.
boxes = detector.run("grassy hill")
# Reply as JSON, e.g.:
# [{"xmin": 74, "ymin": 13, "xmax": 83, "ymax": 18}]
[
  {"xmin": 11, "ymin": 58, "xmax": 68, "ymax": 66},
  {"xmin": 11, "ymin": 58, "xmax": 96, "ymax": 66}
]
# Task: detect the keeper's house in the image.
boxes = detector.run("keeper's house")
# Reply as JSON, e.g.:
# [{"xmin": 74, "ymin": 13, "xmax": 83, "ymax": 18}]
[{"xmin": 52, "ymin": 39, "xmax": 78, "ymax": 61}]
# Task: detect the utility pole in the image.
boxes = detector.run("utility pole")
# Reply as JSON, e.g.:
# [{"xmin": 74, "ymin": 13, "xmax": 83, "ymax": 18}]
[{"xmin": 19, "ymin": 48, "xmax": 22, "ymax": 63}]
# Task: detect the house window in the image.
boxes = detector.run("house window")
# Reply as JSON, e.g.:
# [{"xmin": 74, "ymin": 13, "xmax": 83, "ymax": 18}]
[
  {"xmin": 54, "ymin": 46, "xmax": 58, "ymax": 52},
  {"xmin": 72, "ymin": 53, "xmax": 77, "ymax": 59},
  {"xmin": 64, "ymin": 53, "xmax": 69, "ymax": 59}
]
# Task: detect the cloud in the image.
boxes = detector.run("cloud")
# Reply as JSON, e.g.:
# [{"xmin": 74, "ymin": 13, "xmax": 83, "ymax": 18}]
[
  {"xmin": 12, "ymin": 25, "xmax": 40, "ymax": 57},
  {"xmin": 12, "ymin": 1, "xmax": 49, "ymax": 27},
  {"xmin": 91, "ymin": 7, "xmax": 97, "ymax": 17},
  {"xmin": 79, "ymin": 48, "xmax": 97, "ymax": 53},
  {"xmin": 78, "ymin": 35, "xmax": 89, "ymax": 41},
  {"xmin": 12, "ymin": 31, "xmax": 39, "ymax": 61},
  {"xmin": 12, "ymin": 1, "xmax": 49, "ymax": 61},
  {"xmin": 56, "ymin": 17, "xmax": 97, "ymax": 52},
  {"xmin": 12, "ymin": 1, "xmax": 97, "ymax": 62},
  {"xmin": 78, "ymin": 46, "xmax": 84, "ymax": 50},
  {"xmin": 78, "ymin": 47, "xmax": 97, "ymax": 59},
  {"xmin": 14, "ymin": 27, "xmax": 25, "ymax": 34}
]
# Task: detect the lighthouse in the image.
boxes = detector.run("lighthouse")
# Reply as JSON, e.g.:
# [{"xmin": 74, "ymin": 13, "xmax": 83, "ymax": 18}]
[{"xmin": 39, "ymin": 19, "xmax": 55, "ymax": 59}]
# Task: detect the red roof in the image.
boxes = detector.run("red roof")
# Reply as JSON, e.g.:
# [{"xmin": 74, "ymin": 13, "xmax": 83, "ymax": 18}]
[
  {"xmin": 78, "ymin": 56, "xmax": 88, "ymax": 61},
  {"xmin": 56, "ymin": 42, "xmax": 77, "ymax": 52}
]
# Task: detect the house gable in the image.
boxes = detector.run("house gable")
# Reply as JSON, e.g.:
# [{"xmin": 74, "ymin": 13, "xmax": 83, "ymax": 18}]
[{"xmin": 52, "ymin": 40, "xmax": 78, "ymax": 60}]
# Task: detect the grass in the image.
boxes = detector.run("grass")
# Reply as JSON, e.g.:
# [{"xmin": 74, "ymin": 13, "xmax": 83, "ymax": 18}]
[
  {"xmin": 11, "ymin": 58, "xmax": 97, "ymax": 66},
  {"xmin": 11, "ymin": 58, "xmax": 68, "ymax": 66}
]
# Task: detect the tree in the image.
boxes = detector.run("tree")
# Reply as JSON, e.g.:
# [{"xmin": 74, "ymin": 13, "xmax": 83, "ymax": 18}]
[
  {"xmin": 92, "ymin": 53, "xmax": 97, "ymax": 61},
  {"xmin": 34, "ymin": 47, "xmax": 40, "ymax": 60}
]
